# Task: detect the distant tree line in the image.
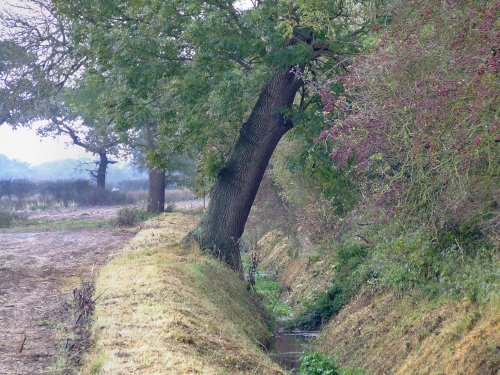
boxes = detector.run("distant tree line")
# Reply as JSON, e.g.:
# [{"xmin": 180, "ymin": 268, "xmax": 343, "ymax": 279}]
[{"xmin": 0, "ymin": 179, "xmax": 132, "ymax": 207}]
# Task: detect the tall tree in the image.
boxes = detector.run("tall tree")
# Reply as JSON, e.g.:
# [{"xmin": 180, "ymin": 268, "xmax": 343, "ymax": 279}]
[
  {"xmin": 127, "ymin": 125, "xmax": 170, "ymax": 213},
  {"xmin": 41, "ymin": 78, "xmax": 122, "ymax": 190},
  {"xmin": 0, "ymin": 1, "xmax": 121, "ymax": 190},
  {"xmin": 55, "ymin": 0, "xmax": 383, "ymax": 272}
]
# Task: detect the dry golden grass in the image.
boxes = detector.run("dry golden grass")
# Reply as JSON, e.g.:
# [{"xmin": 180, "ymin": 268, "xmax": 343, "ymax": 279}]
[
  {"xmin": 316, "ymin": 289, "xmax": 500, "ymax": 374},
  {"xmin": 258, "ymin": 227, "xmax": 500, "ymax": 374},
  {"xmin": 81, "ymin": 213, "xmax": 285, "ymax": 375},
  {"xmin": 258, "ymin": 230, "xmax": 333, "ymax": 307}
]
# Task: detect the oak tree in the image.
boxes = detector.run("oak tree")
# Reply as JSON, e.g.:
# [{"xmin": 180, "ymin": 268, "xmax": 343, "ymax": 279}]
[{"xmin": 55, "ymin": 0, "xmax": 383, "ymax": 271}]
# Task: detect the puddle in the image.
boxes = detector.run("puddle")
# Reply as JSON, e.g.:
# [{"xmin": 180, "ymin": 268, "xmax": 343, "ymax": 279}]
[{"xmin": 269, "ymin": 319, "xmax": 318, "ymax": 373}]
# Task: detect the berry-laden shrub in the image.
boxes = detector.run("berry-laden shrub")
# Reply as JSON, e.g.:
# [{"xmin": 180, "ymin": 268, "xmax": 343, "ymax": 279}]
[{"xmin": 319, "ymin": 0, "xmax": 499, "ymax": 234}]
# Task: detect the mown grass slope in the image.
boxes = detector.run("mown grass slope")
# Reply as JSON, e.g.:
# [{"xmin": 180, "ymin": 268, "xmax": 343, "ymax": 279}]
[
  {"xmin": 82, "ymin": 212, "xmax": 285, "ymax": 374},
  {"xmin": 317, "ymin": 290, "xmax": 499, "ymax": 375}
]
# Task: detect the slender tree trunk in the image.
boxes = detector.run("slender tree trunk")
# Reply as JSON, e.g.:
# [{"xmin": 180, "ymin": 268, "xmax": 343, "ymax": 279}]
[
  {"xmin": 96, "ymin": 152, "xmax": 108, "ymax": 190},
  {"xmin": 184, "ymin": 69, "xmax": 302, "ymax": 273},
  {"xmin": 147, "ymin": 168, "xmax": 165, "ymax": 213}
]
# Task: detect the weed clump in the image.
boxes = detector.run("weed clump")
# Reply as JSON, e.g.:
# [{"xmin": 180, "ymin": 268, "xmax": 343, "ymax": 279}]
[
  {"xmin": 299, "ymin": 352, "xmax": 339, "ymax": 375},
  {"xmin": 299, "ymin": 352, "xmax": 364, "ymax": 375},
  {"xmin": 113, "ymin": 207, "xmax": 151, "ymax": 227}
]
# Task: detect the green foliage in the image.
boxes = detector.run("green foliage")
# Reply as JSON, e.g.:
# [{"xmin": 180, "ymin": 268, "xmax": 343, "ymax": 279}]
[
  {"xmin": 370, "ymin": 226, "xmax": 498, "ymax": 303},
  {"xmin": 253, "ymin": 273, "xmax": 291, "ymax": 320},
  {"xmin": 263, "ymin": 0, "xmax": 499, "ymax": 334},
  {"xmin": 296, "ymin": 244, "xmax": 369, "ymax": 329},
  {"xmin": 298, "ymin": 352, "xmax": 339, "ymax": 375},
  {"xmin": 270, "ymin": 137, "xmax": 351, "ymax": 239},
  {"xmin": 0, "ymin": 40, "xmax": 51, "ymax": 126},
  {"xmin": 52, "ymin": 0, "xmax": 383, "ymax": 197},
  {"xmin": 305, "ymin": 145, "xmax": 359, "ymax": 215},
  {"xmin": 297, "ymin": 283, "xmax": 347, "ymax": 330},
  {"xmin": 113, "ymin": 207, "xmax": 151, "ymax": 227},
  {"xmin": 298, "ymin": 352, "xmax": 364, "ymax": 375}
]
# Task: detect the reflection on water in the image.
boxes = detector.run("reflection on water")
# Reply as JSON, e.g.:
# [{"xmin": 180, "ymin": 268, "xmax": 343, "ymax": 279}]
[{"xmin": 269, "ymin": 323, "xmax": 318, "ymax": 373}]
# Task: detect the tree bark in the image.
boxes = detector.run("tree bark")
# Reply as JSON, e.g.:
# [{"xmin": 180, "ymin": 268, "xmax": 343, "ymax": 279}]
[
  {"xmin": 147, "ymin": 168, "xmax": 166, "ymax": 213},
  {"xmin": 96, "ymin": 152, "xmax": 108, "ymax": 190},
  {"xmin": 93, "ymin": 152, "xmax": 111, "ymax": 204},
  {"xmin": 185, "ymin": 68, "xmax": 302, "ymax": 273}
]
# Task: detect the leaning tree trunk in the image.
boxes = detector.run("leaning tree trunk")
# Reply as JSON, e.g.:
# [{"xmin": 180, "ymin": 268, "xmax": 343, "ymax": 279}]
[
  {"xmin": 147, "ymin": 168, "xmax": 166, "ymax": 213},
  {"xmin": 185, "ymin": 69, "xmax": 302, "ymax": 273}
]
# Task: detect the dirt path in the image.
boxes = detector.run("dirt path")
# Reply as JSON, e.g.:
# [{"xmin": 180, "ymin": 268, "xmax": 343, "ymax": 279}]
[{"xmin": 0, "ymin": 208, "xmax": 135, "ymax": 375}]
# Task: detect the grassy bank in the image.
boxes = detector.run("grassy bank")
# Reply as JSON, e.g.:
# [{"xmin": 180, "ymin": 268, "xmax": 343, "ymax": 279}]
[
  {"xmin": 255, "ymin": 227, "xmax": 499, "ymax": 374},
  {"xmin": 317, "ymin": 290, "xmax": 499, "ymax": 374},
  {"xmin": 81, "ymin": 212, "xmax": 285, "ymax": 374}
]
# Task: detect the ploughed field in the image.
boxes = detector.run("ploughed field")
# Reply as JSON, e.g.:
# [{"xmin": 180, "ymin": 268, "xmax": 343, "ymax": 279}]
[{"xmin": 0, "ymin": 206, "xmax": 135, "ymax": 374}]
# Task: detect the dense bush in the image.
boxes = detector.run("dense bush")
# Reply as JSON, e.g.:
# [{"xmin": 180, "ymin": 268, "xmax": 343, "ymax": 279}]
[
  {"xmin": 0, "ymin": 179, "xmax": 36, "ymax": 200},
  {"xmin": 264, "ymin": 0, "xmax": 499, "ymax": 328},
  {"xmin": 369, "ymin": 226, "xmax": 498, "ymax": 303},
  {"xmin": 0, "ymin": 180, "xmax": 12, "ymax": 199},
  {"xmin": 38, "ymin": 180, "xmax": 95, "ymax": 207},
  {"xmin": 12, "ymin": 179, "xmax": 36, "ymax": 200},
  {"xmin": 320, "ymin": 0, "xmax": 499, "ymax": 233},
  {"xmin": 113, "ymin": 207, "xmax": 151, "ymax": 227},
  {"xmin": 0, "ymin": 209, "xmax": 15, "ymax": 228},
  {"xmin": 270, "ymin": 138, "xmax": 346, "ymax": 239}
]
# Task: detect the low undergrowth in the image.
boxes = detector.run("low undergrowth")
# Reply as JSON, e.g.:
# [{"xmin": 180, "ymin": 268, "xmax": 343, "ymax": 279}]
[
  {"xmin": 112, "ymin": 207, "xmax": 153, "ymax": 227},
  {"xmin": 316, "ymin": 289, "xmax": 500, "ymax": 374},
  {"xmin": 241, "ymin": 249, "xmax": 291, "ymax": 324},
  {"xmin": 295, "ymin": 244, "xmax": 369, "ymax": 330},
  {"xmin": 298, "ymin": 352, "xmax": 363, "ymax": 375},
  {"xmin": 49, "ymin": 280, "xmax": 96, "ymax": 375},
  {"xmin": 251, "ymin": 272, "xmax": 291, "ymax": 325},
  {"xmin": 295, "ymin": 219, "xmax": 498, "ymax": 328},
  {"xmin": 0, "ymin": 209, "xmax": 18, "ymax": 227}
]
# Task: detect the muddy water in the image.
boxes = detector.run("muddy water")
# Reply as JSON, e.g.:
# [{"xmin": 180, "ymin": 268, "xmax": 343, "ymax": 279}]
[{"xmin": 269, "ymin": 319, "xmax": 318, "ymax": 373}]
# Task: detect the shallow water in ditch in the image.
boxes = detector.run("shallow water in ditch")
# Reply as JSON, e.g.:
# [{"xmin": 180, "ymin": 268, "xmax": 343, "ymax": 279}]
[{"xmin": 268, "ymin": 320, "xmax": 318, "ymax": 373}]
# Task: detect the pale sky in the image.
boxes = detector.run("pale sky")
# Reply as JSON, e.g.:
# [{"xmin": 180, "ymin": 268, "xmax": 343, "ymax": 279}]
[{"xmin": 0, "ymin": 124, "xmax": 91, "ymax": 165}]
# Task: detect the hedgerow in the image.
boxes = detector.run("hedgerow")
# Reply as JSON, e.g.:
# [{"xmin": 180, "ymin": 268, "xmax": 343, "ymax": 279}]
[
  {"xmin": 320, "ymin": 0, "xmax": 499, "ymax": 234},
  {"xmin": 264, "ymin": 0, "xmax": 499, "ymax": 329}
]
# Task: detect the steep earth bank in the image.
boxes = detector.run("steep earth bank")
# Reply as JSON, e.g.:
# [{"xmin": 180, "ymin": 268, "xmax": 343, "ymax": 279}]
[
  {"xmin": 81, "ymin": 212, "xmax": 285, "ymax": 374},
  {"xmin": 257, "ymin": 230, "xmax": 499, "ymax": 374}
]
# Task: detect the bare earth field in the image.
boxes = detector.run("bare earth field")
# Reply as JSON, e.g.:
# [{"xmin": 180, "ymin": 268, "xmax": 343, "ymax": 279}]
[{"xmin": 0, "ymin": 207, "xmax": 136, "ymax": 375}]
